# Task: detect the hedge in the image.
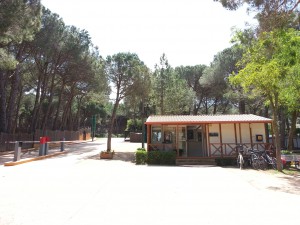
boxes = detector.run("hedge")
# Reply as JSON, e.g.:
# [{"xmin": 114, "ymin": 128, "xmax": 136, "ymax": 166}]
[
  {"xmin": 135, "ymin": 149, "xmax": 147, "ymax": 165},
  {"xmin": 135, "ymin": 150, "xmax": 176, "ymax": 165}
]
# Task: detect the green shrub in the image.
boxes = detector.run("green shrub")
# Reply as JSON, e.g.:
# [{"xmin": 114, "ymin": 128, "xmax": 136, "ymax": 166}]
[
  {"xmin": 147, "ymin": 151, "xmax": 176, "ymax": 165},
  {"xmin": 126, "ymin": 119, "xmax": 142, "ymax": 131},
  {"xmin": 95, "ymin": 133, "xmax": 107, "ymax": 138},
  {"xmin": 135, "ymin": 149, "xmax": 176, "ymax": 165},
  {"xmin": 281, "ymin": 150, "xmax": 292, "ymax": 155},
  {"xmin": 135, "ymin": 150, "xmax": 147, "ymax": 165},
  {"xmin": 147, "ymin": 151, "xmax": 161, "ymax": 164}
]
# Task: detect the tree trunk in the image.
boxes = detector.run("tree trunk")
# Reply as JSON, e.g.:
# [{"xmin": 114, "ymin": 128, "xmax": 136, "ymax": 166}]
[
  {"xmin": 264, "ymin": 106, "xmax": 270, "ymax": 143},
  {"xmin": 279, "ymin": 108, "xmax": 286, "ymax": 149},
  {"xmin": 213, "ymin": 98, "xmax": 218, "ymax": 114},
  {"xmin": 204, "ymin": 97, "xmax": 208, "ymax": 115},
  {"xmin": 74, "ymin": 96, "xmax": 84, "ymax": 131},
  {"xmin": 13, "ymin": 86, "xmax": 23, "ymax": 133},
  {"xmin": 6, "ymin": 68, "xmax": 20, "ymax": 133},
  {"xmin": 193, "ymin": 100, "xmax": 201, "ymax": 115},
  {"xmin": 107, "ymin": 99, "xmax": 120, "ymax": 152},
  {"xmin": 239, "ymin": 99, "xmax": 246, "ymax": 114},
  {"xmin": 287, "ymin": 110, "xmax": 298, "ymax": 150},
  {"xmin": 7, "ymin": 43, "xmax": 27, "ymax": 133},
  {"xmin": 29, "ymin": 72, "xmax": 42, "ymax": 133},
  {"xmin": 270, "ymin": 94, "xmax": 282, "ymax": 171},
  {"xmin": 60, "ymin": 85, "xmax": 75, "ymax": 130},
  {"xmin": 60, "ymin": 99, "xmax": 71, "ymax": 131},
  {"xmin": 272, "ymin": 112, "xmax": 282, "ymax": 171},
  {"xmin": 41, "ymin": 74, "xmax": 56, "ymax": 131},
  {"xmin": 52, "ymin": 81, "xmax": 65, "ymax": 130},
  {"xmin": 222, "ymin": 100, "xmax": 230, "ymax": 114},
  {"xmin": 160, "ymin": 88, "xmax": 164, "ymax": 115},
  {"xmin": 0, "ymin": 70, "xmax": 7, "ymax": 133}
]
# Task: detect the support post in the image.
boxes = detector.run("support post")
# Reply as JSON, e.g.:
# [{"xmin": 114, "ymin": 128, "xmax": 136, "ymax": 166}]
[
  {"xmin": 13, "ymin": 141, "xmax": 22, "ymax": 162},
  {"xmin": 60, "ymin": 138, "xmax": 65, "ymax": 152},
  {"xmin": 39, "ymin": 137, "xmax": 45, "ymax": 156},
  {"xmin": 44, "ymin": 136, "xmax": 50, "ymax": 155},
  {"xmin": 45, "ymin": 142, "xmax": 48, "ymax": 155}
]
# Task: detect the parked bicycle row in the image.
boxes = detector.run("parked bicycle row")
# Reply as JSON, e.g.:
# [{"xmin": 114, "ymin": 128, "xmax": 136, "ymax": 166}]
[{"xmin": 236, "ymin": 145, "xmax": 300, "ymax": 170}]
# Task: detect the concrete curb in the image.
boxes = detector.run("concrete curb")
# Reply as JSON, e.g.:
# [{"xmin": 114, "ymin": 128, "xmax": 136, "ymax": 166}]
[{"xmin": 4, "ymin": 151, "xmax": 69, "ymax": 166}]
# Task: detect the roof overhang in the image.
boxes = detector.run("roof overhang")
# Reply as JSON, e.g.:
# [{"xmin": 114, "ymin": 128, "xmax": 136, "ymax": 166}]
[{"xmin": 145, "ymin": 114, "xmax": 273, "ymax": 125}]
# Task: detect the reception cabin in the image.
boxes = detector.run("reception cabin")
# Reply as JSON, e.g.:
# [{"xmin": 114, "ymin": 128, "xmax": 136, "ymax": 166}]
[{"xmin": 144, "ymin": 114, "xmax": 273, "ymax": 159}]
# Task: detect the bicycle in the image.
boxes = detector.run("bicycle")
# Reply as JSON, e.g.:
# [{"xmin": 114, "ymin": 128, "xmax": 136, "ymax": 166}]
[
  {"xmin": 248, "ymin": 148, "xmax": 265, "ymax": 170},
  {"xmin": 261, "ymin": 150, "xmax": 277, "ymax": 170}
]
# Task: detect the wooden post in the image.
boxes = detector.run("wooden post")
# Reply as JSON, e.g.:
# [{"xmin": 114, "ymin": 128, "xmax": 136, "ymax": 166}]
[
  {"xmin": 147, "ymin": 124, "xmax": 151, "ymax": 151},
  {"xmin": 207, "ymin": 124, "xmax": 211, "ymax": 157},
  {"xmin": 234, "ymin": 123, "xmax": 237, "ymax": 145},
  {"xmin": 249, "ymin": 123, "xmax": 253, "ymax": 148},
  {"xmin": 239, "ymin": 123, "xmax": 242, "ymax": 144},
  {"xmin": 219, "ymin": 123, "xmax": 223, "ymax": 157}
]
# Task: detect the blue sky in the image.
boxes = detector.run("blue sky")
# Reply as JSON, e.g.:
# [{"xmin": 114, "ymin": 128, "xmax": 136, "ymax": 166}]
[{"xmin": 41, "ymin": 0, "xmax": 256, "ymax": 69}]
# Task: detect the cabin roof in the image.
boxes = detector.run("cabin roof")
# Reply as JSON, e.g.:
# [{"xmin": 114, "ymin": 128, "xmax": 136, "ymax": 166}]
[{"xmin": 145, "ymin": 114, "xmax": 272, "ymax": 125}]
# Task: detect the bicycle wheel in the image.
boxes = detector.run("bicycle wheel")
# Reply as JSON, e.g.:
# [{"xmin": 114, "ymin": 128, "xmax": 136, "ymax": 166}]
[
  {"xmin": 251, "ymin": 154, "xmax": 261, "ymax": 170},
  {"xmin": 271, "ymin": 157, "xmax": 277, "ymax": 170},
  {"xmin": 259, "ymin": 157, "xmax": 267, "ymax": 170}
]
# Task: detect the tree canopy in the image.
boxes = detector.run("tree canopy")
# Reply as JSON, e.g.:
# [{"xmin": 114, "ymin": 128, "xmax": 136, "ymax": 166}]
[
  {"xmin": 214, "ymin": 0, "xmax": 300, "ymax": 32},
  {"xmin": 230, "ymin": 28, "xmax": 300, "ymax": 169},
  {"xmin": 0, "ymin": 5, "xmax": 109, "ymax": 134},
  {"xmin": 105, "ymin": 52, "xmax": 150, "ymax": 151}
]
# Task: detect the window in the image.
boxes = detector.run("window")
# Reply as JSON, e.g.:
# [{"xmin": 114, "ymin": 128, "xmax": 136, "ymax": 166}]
[
  {"xmin": 163, "ymin": 126, "xmax": 176, "ymax": 143},
  {"xmin": 151, "ymin": 126, "xmax": 162, "ymax": 143}
]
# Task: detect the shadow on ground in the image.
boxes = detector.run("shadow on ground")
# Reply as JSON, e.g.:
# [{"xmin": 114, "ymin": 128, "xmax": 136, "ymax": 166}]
[
  {"xmin": 0, "ymin": 141, "xmax": 106, "ymax": 165},
  {"xmin": 267, "ymin": 173, "xmax": 300, "ymax": 195},
  {"xmin": 85, "ymin": 152, "xmax": 135, "ymax": 163}
]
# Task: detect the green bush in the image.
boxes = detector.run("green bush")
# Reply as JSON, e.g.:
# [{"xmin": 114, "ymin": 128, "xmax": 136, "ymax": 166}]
[
  {"xmin": 147, "ymin": 151, "xmax": 176, "ymax": 165},
  {"xmin": 147, "ymin": 151, "xmax": 161, "ymax": 164},
  {"xmin": 281, "ymin": 150, "xmax": 292, "ymax": 155},
  {"xmin": 126, "ymin": 119, "xmax": 142, "ymax": 131},
  {"xmin": 135, "ymin": 150, "xmax": 147, "ymax": 165},
  {"xmin": 95, "ymin": 133, "xmax": 107, "ymax": 138},
  {"xmin": 135, "ymin": 150, "xmax": 176, "ymax": 165}
]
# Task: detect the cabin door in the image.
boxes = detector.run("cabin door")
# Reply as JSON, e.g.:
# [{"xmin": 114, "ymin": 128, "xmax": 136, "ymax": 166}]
[{"xmin": 187, "ymin": 126, "xmax": 204, "ymax": 157}]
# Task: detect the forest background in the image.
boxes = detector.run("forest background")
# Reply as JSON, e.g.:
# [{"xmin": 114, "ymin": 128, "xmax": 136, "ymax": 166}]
[{"xmin": 0, "ymin": 0, "xmax": 300, "ymax": 153}]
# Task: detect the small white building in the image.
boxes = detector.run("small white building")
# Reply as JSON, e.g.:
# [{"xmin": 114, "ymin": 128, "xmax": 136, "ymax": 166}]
[{"xmin": 145, "ymin": 114, "xmax": 273, "ymax": 158}]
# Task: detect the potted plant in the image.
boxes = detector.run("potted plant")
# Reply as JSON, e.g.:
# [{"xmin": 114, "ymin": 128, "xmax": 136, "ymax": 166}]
[{"xmin": 100, "ymin": 150, "xmax": 114, "ymax": 159}]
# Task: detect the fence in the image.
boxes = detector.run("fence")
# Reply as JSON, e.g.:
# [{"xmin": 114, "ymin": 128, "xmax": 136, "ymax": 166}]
[
  {"xmin": 0, "ymin": 133, "xmax": 34, "ymax": 152},
  {"xmin": 0, "ymin": 129, "xmax": 91, "ymax": 152}
]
